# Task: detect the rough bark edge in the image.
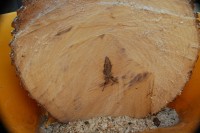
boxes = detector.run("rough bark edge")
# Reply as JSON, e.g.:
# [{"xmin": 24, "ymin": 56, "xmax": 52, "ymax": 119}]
[
  {"xmin": 180, "ymin": 0, "xmax": 200, "ymax": 90},
  {"xmin": 9, "ymin": 0, "xmax": 97, "ymax": 122},
  {"xmin": 11, "ymin": 0, "xmax": 47, "ymax": 34},
  {"xmin": 9, "ymin": 0, "xmax": 53, "ymax": 119},
  {"xmin": 152, "ymin": 0, "xmax": 200, "ymax": 114},
  {"xmin": 9, "ymin": 0, "xmax": 200, "ymax": 121}
]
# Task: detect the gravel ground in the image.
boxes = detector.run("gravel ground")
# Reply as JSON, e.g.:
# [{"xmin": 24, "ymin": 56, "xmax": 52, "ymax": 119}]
[{"xmin": 39, "ymin": 107, "xmax": 179, "ymax": 133}]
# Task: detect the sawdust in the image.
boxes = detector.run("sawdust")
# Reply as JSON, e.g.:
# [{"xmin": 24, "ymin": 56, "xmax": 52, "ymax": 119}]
[{"xmin": 39, "ymin": 107, "xmax": 179, "ymax": 133}]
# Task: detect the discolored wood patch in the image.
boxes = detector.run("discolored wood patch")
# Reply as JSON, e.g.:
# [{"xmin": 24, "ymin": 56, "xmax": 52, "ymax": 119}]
[
  {"xmin": 56, "ymin": 26, "xmax": 73, "ymax": 36},
  {"xmin": 129, "ymin": 72, "xmax": 149, "ymax": 87}
]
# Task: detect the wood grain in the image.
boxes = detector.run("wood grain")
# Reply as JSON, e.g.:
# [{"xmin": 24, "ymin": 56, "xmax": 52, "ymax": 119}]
[{"xmin": 11, "ymin": 0, "xmax": 199, "ymax": 122}]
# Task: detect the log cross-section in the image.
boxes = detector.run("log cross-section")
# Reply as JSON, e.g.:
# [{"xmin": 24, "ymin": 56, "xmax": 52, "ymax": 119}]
[{"xmin": 11, "ymin": 0, "xmax": 199, "ymax": 122}]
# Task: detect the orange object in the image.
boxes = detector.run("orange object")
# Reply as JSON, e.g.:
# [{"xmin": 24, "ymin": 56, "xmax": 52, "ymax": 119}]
[
  {"xmin": 0, "ymin": 12, "xmax": 200, "ymax": 133},
  {"xmin": 0, "ymin": 12, "xmax": 40, "ymax": 133}
]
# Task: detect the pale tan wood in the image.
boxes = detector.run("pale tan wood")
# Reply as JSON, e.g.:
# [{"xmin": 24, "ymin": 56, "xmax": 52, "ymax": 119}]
[{"xmin": 11, "ymin": 0, "xmax": 199, "ymax": 122}]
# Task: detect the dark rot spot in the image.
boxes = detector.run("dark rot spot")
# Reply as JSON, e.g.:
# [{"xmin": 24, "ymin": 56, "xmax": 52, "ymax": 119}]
[
  {"xmin": 128, "ymin": 122, "xmax": 132, "ymax": 125},
  {"xmin": 84, "ymin": 121, "xmax": 89, "ymax": 125},
  {"xmin": 153, "ymin": 117, "xmax": 161, "ymax": 127}
]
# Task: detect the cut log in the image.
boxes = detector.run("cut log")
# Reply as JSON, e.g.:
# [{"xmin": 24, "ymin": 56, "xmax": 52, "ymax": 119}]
[{"xmin": 11, "ymin": 0, "xmax": 199, "ymax": 122}]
